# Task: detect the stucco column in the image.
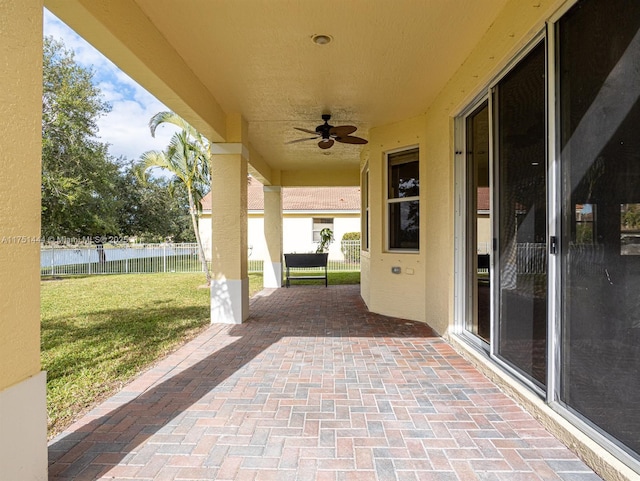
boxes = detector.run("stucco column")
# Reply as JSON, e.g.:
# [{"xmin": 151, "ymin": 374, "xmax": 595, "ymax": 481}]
[
  {"xmin": 0, "ymin": 1, "xmax": 48, "ymax": 479},
  {"xmin": 210, "ymin": 115, "xmax": 249, "ymax": 324},
  {"xmin": 263, "ymin": 186, "xmax": 283, "ymax": 288}
]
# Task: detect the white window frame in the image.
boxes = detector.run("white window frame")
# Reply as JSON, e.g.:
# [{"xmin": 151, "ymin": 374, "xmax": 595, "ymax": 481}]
[
  {"xmin": 361, "ymin": 164, "xmax": 370, "ymax": 252},
  {"xmin": 386, "ymin": 146, "xmax": 420, "ymax": 252},
  {"xmin": 312, "ymin": 217, "xmax": 333, "ymax": 243}
]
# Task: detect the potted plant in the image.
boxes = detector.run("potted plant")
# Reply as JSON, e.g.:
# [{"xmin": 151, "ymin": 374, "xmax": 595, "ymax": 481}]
[{"xmin": 316, "ymin": 227, "xmax": 334, "ymax": 253}]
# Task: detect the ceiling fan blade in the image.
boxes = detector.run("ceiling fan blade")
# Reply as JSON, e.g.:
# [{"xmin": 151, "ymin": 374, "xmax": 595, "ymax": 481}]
[
  {"xmin": 318, "ymin": 139, "xmax": 334, "ymax": 149},
  {"xmin": 329, "ymin": 125, "xmax": 357, "ymax": 136},
  {"xmin": 286, "ymin": 137, "xmax": 318, "ymax": 144},
  {"xmin": 335, "ymin": 135, "xmax": 368, "ymax": 145},
  {"xmin": 294, "ymin": 127, "xmax": 319, "ymax": 136}
]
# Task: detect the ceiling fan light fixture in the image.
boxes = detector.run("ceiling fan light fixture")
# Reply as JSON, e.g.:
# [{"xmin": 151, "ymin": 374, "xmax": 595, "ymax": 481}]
[{"xmin": 311, "ymin": 34, "xmax": 333, "ymax": 45}]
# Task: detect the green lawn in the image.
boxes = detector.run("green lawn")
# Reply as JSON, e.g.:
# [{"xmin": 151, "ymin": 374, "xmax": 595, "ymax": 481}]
[
  {"xmin": 41, "ymin": 272, "xmax": 263, "ymax": 438},
  {"xmin": 285, "ymin": 270, "xmax": 360, "ymax": 285},
  {"xmin": 41, "ymin": 270, "xmax": 358, "ymax": 438}
]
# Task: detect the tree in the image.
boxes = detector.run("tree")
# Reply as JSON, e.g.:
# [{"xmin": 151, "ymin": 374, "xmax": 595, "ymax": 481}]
[
  {"xmin": 138, "ymin": 112, "xmax": 211, "ymax": 284},
  {"xmin": 114, "ymin": 161, "xmax": 195, "ymax": 243},
  {"xmin": 42, "ymin": 36, "xmax": 120, "ymax": 239},
  {"xmin": 622, "ymin": 204, "xmax": 640, "ymax": 231},
  {"xmin": 41, "ymin": 37, "xmax": 201, "ymax": 246}
]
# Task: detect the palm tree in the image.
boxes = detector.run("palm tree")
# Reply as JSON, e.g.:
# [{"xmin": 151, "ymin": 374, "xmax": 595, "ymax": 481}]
[{"xmin": 139, "ymin": 112, "xmax": 211, "ymax": 285}]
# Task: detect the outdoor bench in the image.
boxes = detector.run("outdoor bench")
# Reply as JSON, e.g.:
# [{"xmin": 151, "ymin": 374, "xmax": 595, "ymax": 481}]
[{"xmin": 284, "ymin": 253, "xmax": 328, "ymax": 287}]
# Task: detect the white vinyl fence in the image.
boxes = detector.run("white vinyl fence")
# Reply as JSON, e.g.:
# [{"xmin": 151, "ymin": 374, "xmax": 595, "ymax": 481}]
[
  {"xmin": 41, "ymin": 243, "xmax": 203, "ymax": 276},
  {"xmin": 475, "ymin": 242, "xmax": 547, "ymax": 276},
  {"xmin": 516, "ymin": 242, "xmax": 547, "ymax": 274},
  {"xmin": 41, "ymin": 239, "xmax": 361, "ymax": 276},
  {"xmin": 329, "ymin": 239, "xmax": 361, "ymax": 271}
]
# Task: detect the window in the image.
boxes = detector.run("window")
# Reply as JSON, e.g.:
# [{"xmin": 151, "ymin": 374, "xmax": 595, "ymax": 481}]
[
  {"xmin": 621, "ymin": 204, "xmax": 640, "ymax": 255},
  {"xmin": 387, "ymin": 148, "xmax": 419, "ymax": 250},
  {"xmin": 312, "ymin": 218, "xmax": 333, "ymax": 243},
  {"xmin": 362, "ymin": 165, "xmax": 369, "ymax": 251},
  {"xmin": 575, "ymin": 204, "xmax": 597, "ymax": 245}
]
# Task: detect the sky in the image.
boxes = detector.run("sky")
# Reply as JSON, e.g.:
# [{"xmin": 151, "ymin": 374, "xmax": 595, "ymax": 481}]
[{"xmin": 43, "ymin": 9, "xmax": 178, "ymax": 164}]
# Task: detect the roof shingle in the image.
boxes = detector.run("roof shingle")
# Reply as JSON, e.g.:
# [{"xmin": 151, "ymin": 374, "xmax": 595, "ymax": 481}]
[{"xmin": 201, "ymin": 181, "xmax": 360, "ymax": 212}]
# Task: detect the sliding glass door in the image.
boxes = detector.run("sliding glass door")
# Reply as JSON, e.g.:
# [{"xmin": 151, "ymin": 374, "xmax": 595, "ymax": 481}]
[
  {"xmin": 494, "ymin": 42, "xmax": 547, "ymax": 387},
  {"xmin": 463, "ymin": 42, "xmax": 547, "ymax": 387},
  {"xmin": 558, "ymin": 0, "xmax": 640, "ymax": 455},
  {"xmin": 458, "ymin": 0, "xmax": 640, "ymax": 462},
  {"xmin": 465, "ymin": 101, "xmax": 491, "ymax": 343}
]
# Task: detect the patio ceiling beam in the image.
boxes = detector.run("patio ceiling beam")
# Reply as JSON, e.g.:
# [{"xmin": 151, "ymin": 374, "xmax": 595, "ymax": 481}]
[
  {"xmin": 247, "ymin": 145, "xmax": 275, "ymax": 186},
  {"xmin": 45, "ymin": 0, "xmax": 227, "ymax": 143},
  {"xmin": 280, "ymin": 168, "xmax": 360, "ymax": 187}
]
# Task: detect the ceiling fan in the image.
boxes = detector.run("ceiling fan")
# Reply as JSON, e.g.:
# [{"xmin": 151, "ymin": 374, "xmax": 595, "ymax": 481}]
[{"xmin": 287, "ymin": 114, "xmax": 368, "ymax": 150}]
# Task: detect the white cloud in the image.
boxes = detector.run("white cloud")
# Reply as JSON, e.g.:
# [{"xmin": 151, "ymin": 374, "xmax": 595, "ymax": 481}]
[
  {"xmin": 97, "ymin": 95, "xmax": 179, "ymax": 161},
  {"xmin": 43, "ymin": 8, "xmax": 177, "ymax": 163}
]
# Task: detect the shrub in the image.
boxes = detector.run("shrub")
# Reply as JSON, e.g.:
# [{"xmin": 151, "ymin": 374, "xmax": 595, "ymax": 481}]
[{"xmin": 341, "ymin": 232, "xmax": 361, "ymax": 263}]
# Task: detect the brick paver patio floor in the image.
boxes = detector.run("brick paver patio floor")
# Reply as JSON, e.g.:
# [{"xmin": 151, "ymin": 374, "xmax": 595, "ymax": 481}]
[{"xmin": 48, "ymin": 285, "xmax": 602, "ymax": 481}]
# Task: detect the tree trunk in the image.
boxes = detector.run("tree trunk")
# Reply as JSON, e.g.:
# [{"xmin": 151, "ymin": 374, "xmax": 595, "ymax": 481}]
[{"xmin": 188, "ymin": 190, "xmax": 211, "ymax": 286}]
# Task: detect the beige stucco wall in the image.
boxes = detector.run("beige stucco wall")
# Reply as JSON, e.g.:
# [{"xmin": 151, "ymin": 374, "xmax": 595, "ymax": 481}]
[
  {"xmin": 360, "ymin": 252, "xmax": 371, "ymax": 306},
  {"xmin": 362, "ymin": 0, "xmax": 567, "ymax": 336},
  {"xmin": 0, "ymin": 2, "xmax": 48, "ymax": 478},
  {"xmin": 365, "ymin": 115, "xmax": 429, "ymax": 325},
  {"xmin": 0, "ymin": 0, "xmax": 43, "ymax": 392},
  {"xmin": 210, "ymin": 152, "xmax": 249, "ymax": 278}
]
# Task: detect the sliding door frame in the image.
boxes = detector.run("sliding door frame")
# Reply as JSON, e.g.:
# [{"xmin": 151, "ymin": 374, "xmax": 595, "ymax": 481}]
[
  {"xmin": 545, "ymin": 0, "xmax": 640, "ymax": 469},
  {"xmin": 455, "ymin": 0, "xmax": 640, "ymax": 471},
  {"xmin": 453, "ymin": 95, "xmax": 491, "ymax": 354},
  {"xmin": 454, "ymin": 31, "xmax": 548, "ymax": 397}
]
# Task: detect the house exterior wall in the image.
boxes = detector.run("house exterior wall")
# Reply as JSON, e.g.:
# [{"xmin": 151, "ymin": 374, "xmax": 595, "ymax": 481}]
[
  {"xmin": 281, "ymin": 214, "xmax": 360, "ymax": 257},
  {"xmin": 0, "ymin": 0, "xmax": 43, "ymax": 395},
  {"xmin": 247, "ymin": 214, "xmax": 265, "ymax": 261},
  {"xmin": 360, "ymin": 253, "xmax": 371, "ymax": 306},
  {"xmin": 202, "ymin": 212, "xmax": 360, "ymax": 263},
  {"xmin": 200, "ymin": 216, "xmax": 213, "ymax": 261},
  {"xmin": 281, "ymin": 216, "xmax": 311, "ymax": 255},
  {"xmin": 0, "ymin": 0, "xmax": 48, "ymax": 478},
  {"xmin": 361, "ymin": 0, "xmax": 567, "ymax": 335},
  {"xmin": 477, "ymin": 214, "xmax": 491, "ymax": 254},
  {"xmin": 364, "ymin": 117, "xmax": 429, "ymax": 324}
]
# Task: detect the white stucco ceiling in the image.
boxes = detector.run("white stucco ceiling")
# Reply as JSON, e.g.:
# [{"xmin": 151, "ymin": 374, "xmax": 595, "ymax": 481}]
[{"xmin": 46, "ymin": 0, "xmax": 510, "ymax": 183}]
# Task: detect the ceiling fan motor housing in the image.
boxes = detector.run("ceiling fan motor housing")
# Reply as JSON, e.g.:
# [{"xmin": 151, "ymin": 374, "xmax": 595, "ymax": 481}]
[{"xmin": 316, "ymin": 115, "xmax": 333, "ymax": 139}]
